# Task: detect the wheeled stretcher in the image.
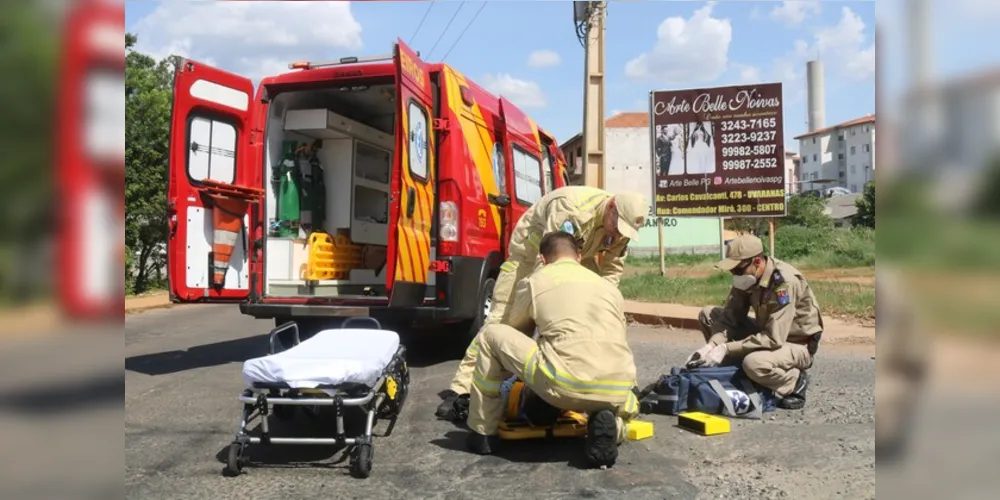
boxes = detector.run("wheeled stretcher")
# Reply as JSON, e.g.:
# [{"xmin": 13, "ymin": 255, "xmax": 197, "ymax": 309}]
[{"xmin": 224, "ymin": 317, "xmax": 409, "ymax": 479}]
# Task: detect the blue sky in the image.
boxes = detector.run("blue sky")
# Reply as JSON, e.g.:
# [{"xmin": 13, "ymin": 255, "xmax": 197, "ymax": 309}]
[{"xmin": 126, "ymin": 1, "xmax": 877, "ymax": 153}]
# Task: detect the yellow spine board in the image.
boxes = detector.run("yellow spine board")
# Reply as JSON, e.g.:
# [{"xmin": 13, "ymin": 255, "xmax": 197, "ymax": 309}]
[
  {"xmin": 677, "ymin": 412, "xmax": 731, "ymax": 436},
  {"xmin": 305, "ymin": 231, "xmax": 364, "ymax": 281}
]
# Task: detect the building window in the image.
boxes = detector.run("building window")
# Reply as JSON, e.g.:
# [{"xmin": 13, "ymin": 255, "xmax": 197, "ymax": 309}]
[
  {"xmin": 863, "ymin": 144, "xmax": 870, "ymax": 152},
  {"xmin": 838, "ymin": 134, "xmax": 845, "ymax": 141},
  {"xmin": 851, "ymin": 184, "xmax": 858, "ymax": 192},
  {"xmin": 851, "ymin": 165, "xmax": 856, "ymax": 174},
  {"xmin": 851, "ymin": 128, "xmax": 857, "ymax": 136},
  {"xmin": 812, "ymin": 137, "xmax": 816, "ymax": 144},
  {"xmin": 838, "ymin": 153, "xmax": 844, "ymax": 160},
  {"xmin": 813, "ymin": 154, "xmax": 817, "ymax": 162},
  {"xmin": 802, "ymin": 156, "xmax": 807, "ymax": 164},
  {"xmin": 850, "ymin": 146, "xmax": 856, "ymax": 155}
]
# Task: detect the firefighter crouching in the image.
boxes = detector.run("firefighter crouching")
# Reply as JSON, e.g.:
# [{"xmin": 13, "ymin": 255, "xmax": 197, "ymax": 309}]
[
  {"xmin": 465, "ymin": 231, "xmax": 640, "ymax": 468},
  {"xmin": 688, "ymin": 234, "xmax": 823, "ymax": 410},
  {"xmin": 435, "ymin": 186, "xmax": 648, "ymax": 420}
]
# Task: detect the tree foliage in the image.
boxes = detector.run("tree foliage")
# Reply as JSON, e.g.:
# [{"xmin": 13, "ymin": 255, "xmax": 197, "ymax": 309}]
[
  {"xmin": 784, "ymin": 193, "xmax": 834, "ymax": 229},
  {"xmin": 126, "ymin": 34, "xmax": 174, "ymax": 293},
  {"xmin": 0, "ymin": 4, "xmax": 58, "ymax": 303},
  {"xmin": 976, "ymin": 153, "xmax": 1000, "ymax": 218},
  {"xmin": 853, "ymin": 180, "xmax": 875, "ymax": 228}
]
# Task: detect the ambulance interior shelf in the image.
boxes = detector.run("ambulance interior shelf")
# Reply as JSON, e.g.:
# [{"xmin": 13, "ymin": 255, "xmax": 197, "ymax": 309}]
[{"xmin": 264, "ymin": 98, "xmax": 394, "ymax": 296}]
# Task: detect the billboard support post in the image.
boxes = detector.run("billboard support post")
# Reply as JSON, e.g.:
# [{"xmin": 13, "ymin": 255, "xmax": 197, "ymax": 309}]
[{"xmin": 657, "ymin": 218, "xmax": 666, "ymax": 276}]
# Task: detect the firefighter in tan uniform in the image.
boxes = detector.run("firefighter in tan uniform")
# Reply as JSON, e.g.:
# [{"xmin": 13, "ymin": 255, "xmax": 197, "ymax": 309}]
[
  {"xmin": 435, "ymin": 186, "xmax": 648, "ymax": 420},
  {"xmin": 465, "ymin": 231, "xmax": 640, "ymax": 468},
  {"xmin": 689, "ymin": 234, "xmax": 823, "ymax": 410}
]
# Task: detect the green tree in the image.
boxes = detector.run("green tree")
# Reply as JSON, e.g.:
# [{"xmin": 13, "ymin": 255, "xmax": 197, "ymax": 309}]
[
  {"xmin": 976, "ymin": 153, "xmax": 1000, "ymax": 218},
  {"xmin": 784, "ymin": 193, "xmax": 833, "ymax": 229},
  {"xmin": 853, "ymin": 180, "xmax": 875, "ymax": 228},
  {"xmin": 0, "ymin": 3, "xmax": 58, "ymax": 303},
  {"xmin": 126, "ymin": 34, "xmax": 174, "ymax": 293}
]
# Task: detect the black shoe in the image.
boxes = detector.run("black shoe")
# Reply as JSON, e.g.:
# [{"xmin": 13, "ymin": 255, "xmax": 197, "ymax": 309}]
[
  {"xmin": 466, "ymin": 432, "xmax": 497, "ymax": 455},
  {"xmin": 435, "ymin": 390, "xmax": 460, "ymax": 419},
  {"xmin": 452, "ymin": 394, "xmax": 471, "ymax": 422},
  {"xmin": 584, "ymin": 409, "xmax": 619, "ymax": 468},
  {"xmin": 778, "ymin": 371, "xmax": 810, "ymax": 410}
]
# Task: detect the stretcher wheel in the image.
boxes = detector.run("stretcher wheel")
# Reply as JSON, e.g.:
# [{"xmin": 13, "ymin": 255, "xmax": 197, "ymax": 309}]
[
  {"xmin": 350, "ymin": 443, "xmax": 374, "ymax": 479},
  {"xmin": 224, "ymin": 441, "xmax": 245, "ymax": 477}
]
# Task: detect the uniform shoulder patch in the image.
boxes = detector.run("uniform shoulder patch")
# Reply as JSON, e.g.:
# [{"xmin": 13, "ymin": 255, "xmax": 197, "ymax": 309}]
[
  {"xmin": 772, "ymin": 270, "xmax": 785, "ymax": 287},
  {"xmin": 775, "ymin": 285, "xmax": 790, "ymax": 306},
  {"xmin": 561, "ymin": 219, "xmax": 577, "ymax": 235}
]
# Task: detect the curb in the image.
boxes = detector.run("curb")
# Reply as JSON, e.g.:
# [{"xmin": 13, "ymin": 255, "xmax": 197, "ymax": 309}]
[
  {"xmin": 625, "ymin": 311, "xmax": 700, "ymax": 330},
  {"xmin": 125, "ymin": 294, "xmax": 177, "ymax": 315}
]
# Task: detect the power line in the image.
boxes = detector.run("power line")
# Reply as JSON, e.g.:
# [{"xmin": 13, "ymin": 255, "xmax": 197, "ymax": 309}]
[
  {"xmin": 408, "ymin": 1, "xmax": 435, "ymax": 44},
  {"xmin": 427, "ymin": 2, "xmax": 464, "ymax": 60},
  {"xmin": 441, "ymin": 2, "xmax": 488, "ymax": 62}
]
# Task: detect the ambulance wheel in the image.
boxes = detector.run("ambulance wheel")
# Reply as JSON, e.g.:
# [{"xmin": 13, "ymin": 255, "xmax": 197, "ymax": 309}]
[
  {"xmin": 224, "ymin": 441, "xmax": 245, "ymax": 477},
  {"xmin": 351, "ymin": 443, "xmax": 374, "ymax": 479},
  {"xmin": 465, "ymin": 277, "xmax": 496, "ymax": 341}
]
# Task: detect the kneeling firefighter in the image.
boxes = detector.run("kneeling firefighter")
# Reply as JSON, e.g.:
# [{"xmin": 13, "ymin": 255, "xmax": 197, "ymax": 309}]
[{"xmin": 464, "ymin": 231, "xmax": 641, "ymax": 468}]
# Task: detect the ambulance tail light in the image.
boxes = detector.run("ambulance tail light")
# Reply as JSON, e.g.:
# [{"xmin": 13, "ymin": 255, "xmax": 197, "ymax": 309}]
[{"xmin": 438, "ymin": 179, "xmax": 461, "ymax": 255}]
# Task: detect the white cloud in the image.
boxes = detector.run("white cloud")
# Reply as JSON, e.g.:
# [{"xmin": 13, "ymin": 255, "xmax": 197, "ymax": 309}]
[
  {"xmin": 812, "ymin": 7, "xmax": 876, "ymax": 81},
  {"xmin": 770, "ymin": 0, "xmax": 822, "ymax": 27},
  {"xmin": 129, "ymin": 2, "xmax": 363, "ymax": 82},
  {"xmin": 624, "ymin": 3, "xmax": 732, "ymax": 85},
  {"xmin": 527, "ymin": 49, "xmax": 561, "ymax": 68},
  {"xmin": 732, "ymin": 63, "xmax": 763, "ymax": 84},
  {"xmin": 765, "ymin": 7, "xmax": 875, "ymax": 90},
  {"xmin": 481, "ymin": 74, "xmax": 547, "ymax": 109}
]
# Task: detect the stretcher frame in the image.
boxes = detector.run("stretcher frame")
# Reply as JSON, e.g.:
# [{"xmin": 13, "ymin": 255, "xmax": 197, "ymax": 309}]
[{"xmin": 224, "ymin": 317, "xmax": 409, "ymax": 479}]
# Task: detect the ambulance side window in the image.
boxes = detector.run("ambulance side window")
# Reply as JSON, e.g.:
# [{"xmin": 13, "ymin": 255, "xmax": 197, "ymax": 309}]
[
  {"xmin": 407, "ymin": 100, "xmax": 429, "ymax": 181},
  {"xmin": 511, "ymin": 144, "xmax": 543, "ymax": 206},
  {"xmin": 491, "ymin": 142, "xmax": 506, "ymax": 193},
  {"xmin": 186, "ymin": 114, "xmax": 237, "ymax": 185}
]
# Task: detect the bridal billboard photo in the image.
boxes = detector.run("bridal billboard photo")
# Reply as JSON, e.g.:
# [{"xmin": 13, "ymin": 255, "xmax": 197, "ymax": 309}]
[{"xmin": 648, "ymin": 82, "xmax": 787, "ymax": 218}]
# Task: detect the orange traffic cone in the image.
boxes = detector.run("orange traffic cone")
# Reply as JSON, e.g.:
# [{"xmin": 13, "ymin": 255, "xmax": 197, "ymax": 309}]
[{"xmin": 204, "ymin": 193, "xmax": 250, "ymax": 289}]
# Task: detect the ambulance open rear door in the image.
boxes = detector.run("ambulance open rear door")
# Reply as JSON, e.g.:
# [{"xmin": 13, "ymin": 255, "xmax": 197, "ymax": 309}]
[
  {"xmin": 166, "ymin": 58, "xmax": 264, "ymax": 303},
  {"xmin": 386, "ymin": 38, "xmax": 437, "ymax": 307}
]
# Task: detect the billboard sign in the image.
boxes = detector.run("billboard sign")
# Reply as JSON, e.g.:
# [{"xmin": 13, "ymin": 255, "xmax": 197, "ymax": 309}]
[{"xmin": 648, "ymin": 82, "xmax": 786, "ymax": 218}]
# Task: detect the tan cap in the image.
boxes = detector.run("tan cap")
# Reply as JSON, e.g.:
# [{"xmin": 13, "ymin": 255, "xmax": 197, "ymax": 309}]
[
  {"xmin": 715, "ymin": 234, "xmax": 764, "ymax": 271},
  {"xmin": 613, "ymin": 192, "xmax": 648, "ymax": 240}
]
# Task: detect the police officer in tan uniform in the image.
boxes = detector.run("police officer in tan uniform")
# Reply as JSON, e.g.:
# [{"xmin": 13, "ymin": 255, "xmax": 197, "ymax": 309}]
[
  {"xmin": 465, "ymin": 231, "xmax": 640, "ymax": 468},
  {"xmin": 435, "ymin": 186, "xmax": 648, "ymax": 420},
  {"xmin": 688, "ymin": 234, "xmax": 823, "ymax": 410}
]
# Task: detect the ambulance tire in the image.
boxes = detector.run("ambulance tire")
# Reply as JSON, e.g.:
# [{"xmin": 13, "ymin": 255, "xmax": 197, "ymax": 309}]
[{"xmin": 464, "ymin": 277, "xmax": 496, "ymax": 342}]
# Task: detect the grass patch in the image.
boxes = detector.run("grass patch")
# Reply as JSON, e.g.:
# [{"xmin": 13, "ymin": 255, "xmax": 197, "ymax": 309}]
[
  {"xmin": 621, "ymin": 271, "xmax": 875, "ymax": 322},
  {"xmin": 627, "ymin": 252, "xmax": 717, "ymax": 269}
]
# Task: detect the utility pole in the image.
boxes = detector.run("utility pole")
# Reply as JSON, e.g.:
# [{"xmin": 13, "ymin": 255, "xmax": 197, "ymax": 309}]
[{"xmin": 575, "ymin": 1, "xmax": 606, "ymax": 189}]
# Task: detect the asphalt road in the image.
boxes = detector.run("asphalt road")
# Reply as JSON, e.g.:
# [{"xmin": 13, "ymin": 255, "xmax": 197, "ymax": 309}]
[{"xmin": 124, "ymin": 305, "xmax": 875, "ymax": 500}]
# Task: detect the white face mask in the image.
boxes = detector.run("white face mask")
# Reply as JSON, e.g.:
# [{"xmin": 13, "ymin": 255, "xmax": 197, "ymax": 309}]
[{"xmin": 732, "ymin": 274, "xmax": 758, "ymax": 291}]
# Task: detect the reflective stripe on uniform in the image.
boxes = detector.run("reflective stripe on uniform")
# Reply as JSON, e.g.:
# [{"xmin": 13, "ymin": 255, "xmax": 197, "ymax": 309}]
[
  {"xmin": 465, "ymin": 336, "xmax": 481, "ymax": 358},
  {"xmin": 523, "ymin": 346, "xmax": 634, "ymax": 397},
  {"xmin": 500, "ymin": 261, "xmax": 517, "ymax": 273},
  {"xmin": 577, "ymin": 191, "xmax": 609, "ymax": 212},
  {"xmin": 473, "ymin": 355, "xmax": 503, "ymax": 396},
  {"xmin": 526, "ymin": 230, "xmax": 542, "ymax": 249}
]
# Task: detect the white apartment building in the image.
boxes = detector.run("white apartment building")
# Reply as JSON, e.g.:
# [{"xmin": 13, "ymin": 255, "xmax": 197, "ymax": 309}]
[
  {"xmin": 795, "ymin": 114, "xmax": 876, "ymax": 193},
  {"xmin": 785, "ymin": 151, "xmax": 801, "ymax": 195}
]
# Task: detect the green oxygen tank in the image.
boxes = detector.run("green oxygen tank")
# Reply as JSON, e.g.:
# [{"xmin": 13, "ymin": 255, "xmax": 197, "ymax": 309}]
[
  {"xmin": 277, "ymin": 141, "xmax": 301, "ymax": 237},
  {"xmin": 304, "ymin": 141, "xmax": 326, "ymax": 232}
]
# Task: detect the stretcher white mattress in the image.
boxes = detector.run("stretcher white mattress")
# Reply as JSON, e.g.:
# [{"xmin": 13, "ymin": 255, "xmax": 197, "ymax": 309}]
[{"xmin": 242, "ymin": 328, "xmax": 400, "ymax": 390}]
